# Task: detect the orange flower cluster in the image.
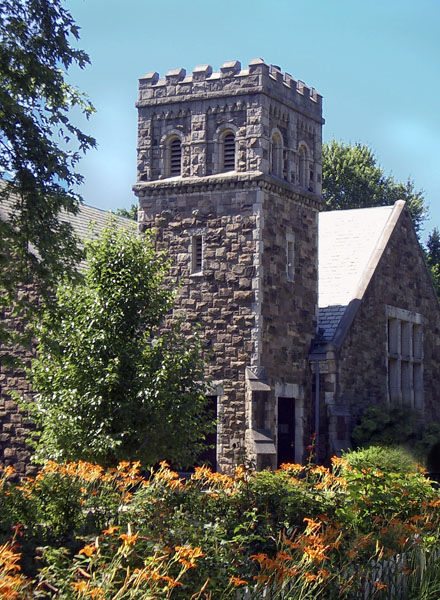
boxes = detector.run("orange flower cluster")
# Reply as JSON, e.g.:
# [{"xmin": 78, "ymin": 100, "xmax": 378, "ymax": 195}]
[
  {"xmin": 78, "ymin": 544, "xmax": 97, "ymax": 558},
  {"xmin": 3, "ymin": 456, "xmax": 440, "ymax": 599},
  {"xmin": 132, "ymin": 566, "xmax": 183, "ymax": 589},
  {"xmin": 191, "ymin": 465, "xmax": 235, "ymax": 490},
  {"xmin": 251, "ymin": 551, "xmax": 301, "ymax": 584},
  {"xmin": 153, "ymin": 462, "xmax": 185, "ymax": 491},
  {"xmin": 175, "ymin": 545, "xmax": 204, "ymax": 569},
  {"xmin": 119, "ymin": 531, "xmax": 139, "ymax": 548},
  {"xmin": 229, "ymin": 575, "xmax": 248, "ymax": 587},
  {"xmin": 0, "ymin": 541, "xmax": 31, "ymax": 599},
  {"xmin": 70, "ymin": 581, "xmax": 104, "ymax": 598}
]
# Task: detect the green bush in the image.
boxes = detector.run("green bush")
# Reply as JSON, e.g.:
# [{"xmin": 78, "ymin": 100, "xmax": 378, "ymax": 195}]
[
  {"xmin": 1, "ymin": 459, "xmax": 440, "ymax": 599},
  {"xmin": 342, "ymin": 445, "xmax": 419, "ymax": 475}
]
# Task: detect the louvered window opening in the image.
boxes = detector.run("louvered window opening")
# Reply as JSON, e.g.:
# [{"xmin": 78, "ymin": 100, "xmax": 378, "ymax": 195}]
[
  {"xmin": 170, "ymin": 139, "xmax": 182, "ymax": 176},
  {"xmin": 223, "ymin": 133, "xmax": 235, "ymax": 171},
  {"xmin": 192, "ymin": 235, "xmax": 203, "ymax": 272}
]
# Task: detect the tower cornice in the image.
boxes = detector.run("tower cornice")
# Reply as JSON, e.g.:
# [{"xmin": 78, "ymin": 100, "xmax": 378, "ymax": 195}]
[{"xmin": 133, "ymin": 172, "xmax": 323, "ymax": 211}]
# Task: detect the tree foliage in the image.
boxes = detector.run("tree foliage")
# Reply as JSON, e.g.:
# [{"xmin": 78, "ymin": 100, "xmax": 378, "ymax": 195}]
[
  {"xmin": 425, "ymin": 227, "xmax": 440, "ymax": 296},
  {"xmin": 0, "ymin": 0, "xmax": 95, "ymax": 343},
  {"xmin": 27, "ymin": 224, "xmax": 212, "ymax": 468},
  {"xmin": 322, "ymin": 140, "xmax": 428, "ymax": 233},
  {"xmin": 113, "ymin": 204, "xmax": 138, "ymax": 221}
]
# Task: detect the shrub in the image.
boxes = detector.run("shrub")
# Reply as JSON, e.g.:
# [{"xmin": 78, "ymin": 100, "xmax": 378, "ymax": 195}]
[
  {"xmin": 342, "ymin": 445, "xmax": 419, "ymax": 475},
  {"xmin": 1, "ymin": 459, "xmax": 440, "ymax": 599}
]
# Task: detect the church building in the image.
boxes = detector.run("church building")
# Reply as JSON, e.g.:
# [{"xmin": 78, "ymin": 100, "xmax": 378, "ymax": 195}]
[
  {"xmin": 133, "ymin": 58, "xmax": 440, "ymax": 470},
  {"xmin": 1, "ymin": 59, "xmax": 439, "ymax": 475}
]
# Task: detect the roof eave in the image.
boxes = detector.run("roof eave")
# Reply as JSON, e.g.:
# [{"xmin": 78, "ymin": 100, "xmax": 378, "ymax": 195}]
[{"xmin": 329, "ymin": 200, "xmax": 406, "ymax": 349}]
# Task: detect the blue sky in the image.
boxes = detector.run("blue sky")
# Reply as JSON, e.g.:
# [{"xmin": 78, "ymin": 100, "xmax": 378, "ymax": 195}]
[{"xmin": 65, "ymin": 0, "xmax": 440, "ymax": 239}]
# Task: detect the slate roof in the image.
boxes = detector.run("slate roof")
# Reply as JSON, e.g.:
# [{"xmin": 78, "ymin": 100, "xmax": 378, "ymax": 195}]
[
  {"xmin": 318, "ymin": 202, "xmax": 405, "ymax": 343},
  {"xmin": 58, "ymin": 204, "xmax": 135, "ymax": 270},
  {"xmin": 60, "ymin": 203, "xmax": 134, "ymax": 241},
  {"xmin": 0, "ymin": 190, "xmax": 134, "ymax": 270}
]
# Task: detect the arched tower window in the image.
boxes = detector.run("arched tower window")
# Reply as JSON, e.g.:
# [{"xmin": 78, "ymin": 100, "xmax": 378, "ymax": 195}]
[
  {"xmin": 270, "ymin": 131, "xmax": 283, "ymax": 177},
  {"xmin": 222, "ymin": 132, "xmax": 236, "ymax": 171},
  {"xmin": 298, "ymin": 145, "xmax": 308, "ymax": 188},
  {"xmin": 169, "ymin": 137, "xmax": 182, "ymax": 176}
]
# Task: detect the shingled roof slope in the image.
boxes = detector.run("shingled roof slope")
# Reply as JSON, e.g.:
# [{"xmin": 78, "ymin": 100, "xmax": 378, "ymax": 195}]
[
  {"xmin": 58, "ymin": 204, "xmax": 135, "ymax": 270},
  {"xmin": 318, "ymin": 202, "xmax": 405, "ymax": 343},
  {"xmin": 0, "ymin": 190, "xmax": 134, "ymax": 270}
]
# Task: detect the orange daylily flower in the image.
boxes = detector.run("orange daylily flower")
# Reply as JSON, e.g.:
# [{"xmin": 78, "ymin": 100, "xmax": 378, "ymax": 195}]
[
  {"xmin": 78, "ymin": 544, "xmax": 96, "ymax": 557},
  {"xmin": 102, "ymin": 525, "xmax": 119, "ymax": 536},
  {"xmin": 374, "ymin": 581, "xmax": 387, "ymax": 591},
  {"xmin": 118, "ymin": 532, "xmax": 139, "ymax": 547},
  {"xmin": 230, "ymin": 575, "xmax": 248, "ymax": 587},
  {"xmin": 71, "ymin": 580, "xmax": 89, "ymax": 593}
]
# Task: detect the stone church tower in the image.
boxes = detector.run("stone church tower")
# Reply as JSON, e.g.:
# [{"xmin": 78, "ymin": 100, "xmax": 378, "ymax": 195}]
[{"xmin": 133, "ymin": 59, "xmax": 324, "ymax": 471}]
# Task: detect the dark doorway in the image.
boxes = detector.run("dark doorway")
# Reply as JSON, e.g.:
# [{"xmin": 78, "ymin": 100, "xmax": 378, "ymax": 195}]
[
  {"xmin": 277, "ymin": 397, "xmax": 295, "ymax": 467},
  {"xmin": 196, "ymin": 395, "xmax": 217, "ymax": 471}
]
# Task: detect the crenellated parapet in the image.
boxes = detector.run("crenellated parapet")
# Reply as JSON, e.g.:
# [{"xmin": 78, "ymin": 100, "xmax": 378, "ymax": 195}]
[
  {"xmin": 137, "ymin": 58, "xmax": 323, "ymax": 122},
  {"xmin": 135, "ymin": 58, "xmax": 323, "ymax": 195}
]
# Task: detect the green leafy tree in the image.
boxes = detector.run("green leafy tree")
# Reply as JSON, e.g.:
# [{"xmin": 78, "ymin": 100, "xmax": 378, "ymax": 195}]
[
  {"xmin": 322, "ymin": 140, "xmax": 427, "ymax": 233},
  {"xmin": 27, "ymin": 224, "xmax": 212, "ymax": 468},
  {"xmin": 113, "ymin": 204, "xmax": 138, "ymax": 221},
  {"xmin": 0, "ymin": 0, "xmax": 95, "ymax": 344},
  {"xmin": 425, "ymin": 227, "xmax": 440, "ymax": 296}
]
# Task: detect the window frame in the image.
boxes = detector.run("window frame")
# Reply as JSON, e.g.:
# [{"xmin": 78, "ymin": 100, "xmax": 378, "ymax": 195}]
[
  {"xmin": 169, "ymin": 137, "xmax": 182, "ymax": 176},
  {"xmin": 161, "ymin": 132, "xmax": 183, "ymax": 178},
  {"xmin": 286, "ymin": 233, "xmax": 295, "ymax": 282},
  {"xmin": 298, "ymin": 144, "xmax": 308, "ymax": 188},
  {"xmin": 222, "ymin": 130, "xmax": 236, "ymax": 172},
  {"xmin": 191, "ymin": 234, "xmax": 203, "ymax": 273},
  {"xmin": 214, "ymin": 124, "xmax": 239, "ymax": 174},
  {"xmin": 386, "ymin": 305, "xmax": 423, "ymax": 410},
  {"xmin": 189, "ymin": 229, "xmax": 205, "ymax": 276},
  {"xmin": 270, "ymin": 129, "xmax": 283, "ymax": 178}
]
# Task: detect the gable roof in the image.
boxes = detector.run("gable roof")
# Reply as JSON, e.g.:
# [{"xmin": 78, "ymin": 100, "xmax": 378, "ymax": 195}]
[
  {"xmin": 317, "ymin": 201, "xmax": 406, "ymax": 345},
  {"xmin": 58, "ymin": 204, "xmax": 135, "ymax": 270},
  {"xmin": 0, "ymin": 190, "xmax": 134, "ymax": 270}
]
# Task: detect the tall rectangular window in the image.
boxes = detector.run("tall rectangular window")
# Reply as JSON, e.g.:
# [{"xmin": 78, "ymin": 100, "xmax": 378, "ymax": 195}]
[
  {"xmin": 223, "ymin": 132, "xmax": 235, "ymax": 171},
  {"xmin": 169, "ymin": 138, "xmax": 182, "ymax": 176},
  {"xmin": 286, "ymin": 234, "xmax": 295, "ymax": 282},
  {"xmin": 191, "ymin": 235, "xmax": 203, "ymax": 273},
  {"xmin": 386, "ymin": 306, "xmax": 423, "ymax": 410}
]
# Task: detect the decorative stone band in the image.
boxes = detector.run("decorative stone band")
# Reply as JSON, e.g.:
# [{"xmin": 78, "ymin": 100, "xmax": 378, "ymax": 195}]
[{"xmin": 133, "ymin": 172, "xmax": 323, "ymax": 211}]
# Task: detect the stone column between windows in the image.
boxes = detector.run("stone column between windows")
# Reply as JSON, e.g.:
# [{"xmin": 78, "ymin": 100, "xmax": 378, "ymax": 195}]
[{"xmin": 190, "ymin": 113, "xmax": 207, "ymax": 177}]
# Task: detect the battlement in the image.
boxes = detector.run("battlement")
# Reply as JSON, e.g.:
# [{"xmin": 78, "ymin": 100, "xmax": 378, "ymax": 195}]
[{"xmin": 138, "ymin": 58, "xmax": 322, "ymax": 120}]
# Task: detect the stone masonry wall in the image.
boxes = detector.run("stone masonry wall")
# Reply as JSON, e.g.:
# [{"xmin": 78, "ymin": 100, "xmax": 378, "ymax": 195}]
[
  {"xmin": 135, "ymin": 59, "xmax": 324, "ymax": 469},
  {"xmin": 260, "ymin": 187, "xmax": 319, "ymax": 458},
  {"xmin": 138, "ymin": 179, "xmax": 260, "ymax": 472},
  {"xmin": 138, "ymin": 177, "xmax": 321, "ymax": 470},
  {"xmin": 261, "ymin": 191, "xmax": 318, "ymax": 378},
  {"xmin": 0, "ymin": 292, "xmax": 37, "ymax": 477},
  {"xmin": 336, "ymin": 208, "xmax": 440, "ymax": 433}
]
